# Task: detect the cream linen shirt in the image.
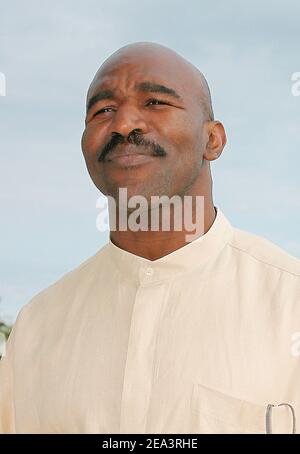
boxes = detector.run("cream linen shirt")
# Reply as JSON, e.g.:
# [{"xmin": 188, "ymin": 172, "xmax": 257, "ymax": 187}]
[{"xmin": 1, "ymin": 207, "xmax": 300, "ymax": 434}]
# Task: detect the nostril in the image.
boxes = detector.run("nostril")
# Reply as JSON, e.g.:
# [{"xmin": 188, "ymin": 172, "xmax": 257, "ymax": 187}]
[
  {"xmin": 128, "ymin": 129, "xmax": 141, "ymax": 139},
  {"xmin": 128, "ymin": 129, "xmax": 144, "ymax": 145}
]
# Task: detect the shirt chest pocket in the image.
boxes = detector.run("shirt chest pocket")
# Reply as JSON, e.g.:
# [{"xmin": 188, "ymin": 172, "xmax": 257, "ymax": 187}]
[{"xmin": 191, "ymin": 384, "xmax": 267, "ymax": 434}]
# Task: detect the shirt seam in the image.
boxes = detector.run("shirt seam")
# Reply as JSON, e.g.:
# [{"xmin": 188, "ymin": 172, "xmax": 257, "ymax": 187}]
[{"xmin": 228, "ymin": 243, "xmax": 300, "ymax": 278}]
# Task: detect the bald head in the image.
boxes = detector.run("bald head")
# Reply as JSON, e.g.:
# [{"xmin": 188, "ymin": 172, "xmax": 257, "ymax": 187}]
[
  {"xmin": 82, "ymin": 41, "xmax": 226, "ymax": 208},
  {"xmin": 87, "ymin": 41, "xmax": 214, "ymax": 121}
]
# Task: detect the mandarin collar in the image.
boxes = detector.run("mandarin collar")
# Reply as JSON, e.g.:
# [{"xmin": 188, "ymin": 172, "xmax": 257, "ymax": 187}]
[{"xmin": 107, "ymin": 207, "xmax": 233, "ymax": 285}]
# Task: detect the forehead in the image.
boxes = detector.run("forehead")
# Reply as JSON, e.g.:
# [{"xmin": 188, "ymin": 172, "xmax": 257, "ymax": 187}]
[{"xmin": 87, "ymin": 53, "xmax": 194, "ymax": 101}]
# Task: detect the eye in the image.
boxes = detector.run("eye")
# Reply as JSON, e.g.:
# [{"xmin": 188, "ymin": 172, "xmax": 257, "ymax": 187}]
[
  {"xmin": 93, "ymin": 106, "xmax": 115, "ymax": 117},
  {"xmin": 146, "ymin": 98, "xmax": 170, "ymax": 106}
]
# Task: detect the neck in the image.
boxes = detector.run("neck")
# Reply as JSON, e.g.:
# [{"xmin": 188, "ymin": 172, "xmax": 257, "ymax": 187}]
[
  {"xmin": 109, "ymin": 199, "xmax": 216, "ymax": 261},
  {"xmin": 109, "ymin": 168, "xmax": 216, "ymax": 260}
]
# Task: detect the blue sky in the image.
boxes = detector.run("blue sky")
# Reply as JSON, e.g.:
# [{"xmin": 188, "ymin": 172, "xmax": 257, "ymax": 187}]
[{"xmin": 0, "ymin": 0, "xmax": 300, "ymax": 321}]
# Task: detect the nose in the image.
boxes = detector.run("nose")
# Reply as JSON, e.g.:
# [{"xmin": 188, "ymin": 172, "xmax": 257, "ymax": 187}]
[{"xmin": 108, "ymin": 102, "xmax": 149, "ymax": 138}]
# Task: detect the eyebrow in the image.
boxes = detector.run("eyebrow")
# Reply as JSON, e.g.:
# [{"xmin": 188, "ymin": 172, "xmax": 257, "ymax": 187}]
[{"xmin": 86, "ymin": 81, "xmax": 182, "ymax": 112}]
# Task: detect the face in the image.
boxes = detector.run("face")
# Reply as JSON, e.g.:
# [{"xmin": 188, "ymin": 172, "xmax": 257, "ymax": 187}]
[{"xmin": 81, "ymin": 50, "xmax": 207, "ymax": 205}]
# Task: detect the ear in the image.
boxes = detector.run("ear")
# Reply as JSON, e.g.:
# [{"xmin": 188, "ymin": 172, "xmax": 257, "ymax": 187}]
[{"xmin": 203, "ymin": 121, "xmax": 227, "ymax": 161}]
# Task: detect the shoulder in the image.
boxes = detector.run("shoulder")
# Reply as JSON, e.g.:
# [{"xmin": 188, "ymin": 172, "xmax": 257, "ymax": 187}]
[
  {"xmin": 228, "ymin": 226, "xmax": 300, "ymax": 279},
  {"xmin": 14, "ymin": 243, "xmax": 111, "ymax": 325}
]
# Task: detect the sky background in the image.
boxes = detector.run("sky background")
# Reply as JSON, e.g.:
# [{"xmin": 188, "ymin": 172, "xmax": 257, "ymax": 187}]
[{"xmin": 0, "ymin": 0, "xmax": 300, "ymax": 322}]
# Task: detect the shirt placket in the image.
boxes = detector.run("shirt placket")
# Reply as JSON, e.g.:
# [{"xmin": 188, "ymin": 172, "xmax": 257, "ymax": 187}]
[{"xmin": 119, "ymin": 265, "xmax": 167, "ymax": 433}]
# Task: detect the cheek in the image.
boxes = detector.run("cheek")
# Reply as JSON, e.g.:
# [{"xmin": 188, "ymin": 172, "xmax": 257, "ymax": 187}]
[
  {"xmin": 172, "ymin": 126, "xmax": 200, "ymax": 164},
  {"xmin": 167, "ymin": 121, "xmax": 203, "ymax": 179},
  {"xmin": 81, "ymin": 129, "xmax": 92, "ymax": 163},
  {"xmin": 81, "ymin": 128, "xmax": 101, "ymax": 182},
  {"xmin": 81, "ymin": 124, "xmax": 103, "ymax": 159},
  {"xmin": 160, "ymin": 115, "xmax": 196, "ymax": 150}
]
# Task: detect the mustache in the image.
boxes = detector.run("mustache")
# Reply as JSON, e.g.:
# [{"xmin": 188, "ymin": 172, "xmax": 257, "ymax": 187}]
[{"xmin": 96, "ymin": 132, "xmax": 167, "ymax": 162}]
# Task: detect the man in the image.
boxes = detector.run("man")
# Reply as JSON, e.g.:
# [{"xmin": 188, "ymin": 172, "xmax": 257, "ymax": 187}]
[{"xmin": 0, "ymin": 42, "xmax": 300, "ymax": 434}]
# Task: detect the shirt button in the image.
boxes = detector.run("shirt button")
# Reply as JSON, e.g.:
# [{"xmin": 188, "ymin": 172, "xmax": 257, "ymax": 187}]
[{"xmin": 145, "ymin": 267, "xmax": 154, "ymax": 276}]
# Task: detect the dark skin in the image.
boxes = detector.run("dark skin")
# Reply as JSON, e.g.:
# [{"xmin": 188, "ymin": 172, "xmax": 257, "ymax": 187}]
[{"xmin": 81, "ymin": 42, "xmax": 227, "ymax": 260}]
